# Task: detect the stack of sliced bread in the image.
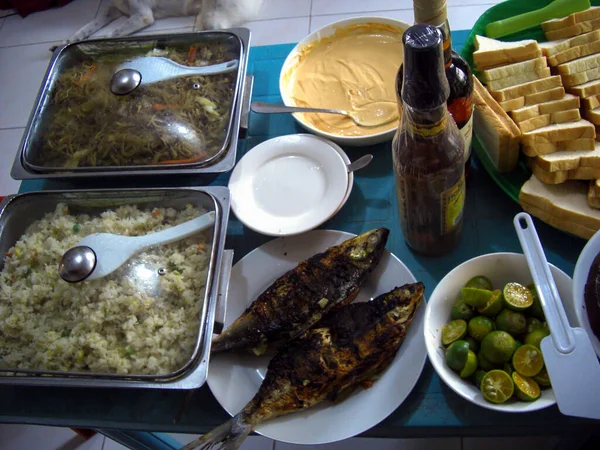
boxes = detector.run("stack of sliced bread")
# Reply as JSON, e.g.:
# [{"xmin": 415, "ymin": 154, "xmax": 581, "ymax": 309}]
[{"xmin": 541, "ymin": 7, "xmax": 600, "ymax": 140}]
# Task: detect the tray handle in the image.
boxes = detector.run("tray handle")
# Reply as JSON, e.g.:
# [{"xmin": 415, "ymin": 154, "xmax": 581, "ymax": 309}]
[
  {"xmin": 213, "ymin": 249, "xmax": 234, "ymax": 334},
  {"xmin": 239, "ymin": 74, "xmax": 254, "ymax": 139}
]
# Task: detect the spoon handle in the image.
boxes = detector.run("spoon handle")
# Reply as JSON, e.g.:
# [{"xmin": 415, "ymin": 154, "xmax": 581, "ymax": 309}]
[
  {"xmin": 251, "ymin": 101, "xmax": 346, "ymax": 116},
  {"xmin": 513, "ymin": 212, "xmax": 576, "ymax": 354},
  {"xmin": 133, "ymin": 211, "xmax": 216, "ymax": 251}
]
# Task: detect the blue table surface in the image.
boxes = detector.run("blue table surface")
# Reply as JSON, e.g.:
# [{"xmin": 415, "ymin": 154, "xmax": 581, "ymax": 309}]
[{"xmin": 2, "ymin": 31, "xmax": 598, "ymax": 437}]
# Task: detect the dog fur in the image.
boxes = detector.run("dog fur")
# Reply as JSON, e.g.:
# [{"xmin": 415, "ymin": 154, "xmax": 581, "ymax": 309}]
[{"xmin": 63, "ymin": 0, "xmax": 263, "ymax": 44}]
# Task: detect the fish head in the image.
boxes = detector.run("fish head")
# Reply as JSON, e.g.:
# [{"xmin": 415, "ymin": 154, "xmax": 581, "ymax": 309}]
[{"xmin": 345, "ymin": 228, "xmax": 390, "ymax": 267}]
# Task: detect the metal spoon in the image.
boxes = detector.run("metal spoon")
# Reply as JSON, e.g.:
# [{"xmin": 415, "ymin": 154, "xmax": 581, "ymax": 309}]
[
  {"xmin": 58, "ymin": 211, "xmax": 216, "ymax": 283},
  {"xmin": 110, "ymin": 57, "xmax": 239, "ymax": 95},
  {"xmin": 251, "ymin": 101, "xmax": 399, "ymax": 127},
  {"xmin": 347, "ymin": 154, "xmax": 373, "ymax": 172}
]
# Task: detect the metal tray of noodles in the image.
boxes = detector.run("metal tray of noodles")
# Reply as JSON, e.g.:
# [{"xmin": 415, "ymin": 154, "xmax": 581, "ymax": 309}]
[
  {"xmin": 10, "ymin": 29, "xmax": 251, "ymax": 180},
  {"xmin": 0, "ymin": 186, "xmax": 232, "ymax": 389}
]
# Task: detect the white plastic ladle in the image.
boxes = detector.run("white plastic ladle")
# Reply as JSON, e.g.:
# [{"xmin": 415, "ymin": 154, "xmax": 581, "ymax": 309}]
[{"xmin": 58, "ymin": 211, "xmax": 215, "ymax": 283}]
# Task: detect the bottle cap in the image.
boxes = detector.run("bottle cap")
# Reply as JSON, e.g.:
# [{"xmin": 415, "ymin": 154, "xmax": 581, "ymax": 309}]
[{"xmin": 401, "ymin": 24, "xmax": 450, "ymax": 109}]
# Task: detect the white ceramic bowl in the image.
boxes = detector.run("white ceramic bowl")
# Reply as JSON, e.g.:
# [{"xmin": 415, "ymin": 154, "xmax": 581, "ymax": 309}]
[
  {"xmin": 572, "ymin": 229, "xmax": 600, "ymax": 358},
  {"xmin": 279, "ymin": 17, "xmax": 410, "ymax": 147},
  {"xmin": 425, "ymin": 252, "xmax": 574, "ymax": 413}
]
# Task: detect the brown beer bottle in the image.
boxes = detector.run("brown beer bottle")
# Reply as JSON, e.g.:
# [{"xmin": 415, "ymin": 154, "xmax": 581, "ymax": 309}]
[
  {"xmin": 393, "ymin": 24, "xmax": 465, "ymax": 256},
  {"xmin": 397, "ymin": 0, "xmax": 474, "ymax": 174}
]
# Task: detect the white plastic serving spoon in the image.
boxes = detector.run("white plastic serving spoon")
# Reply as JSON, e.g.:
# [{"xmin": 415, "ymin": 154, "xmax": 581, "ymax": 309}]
[
  {"xmin": 514, "ymin": 212, "xmax": 600, "ymax": 419},
  {"xmin": 58, "ymin": 211, "xmax": 215, "ymax": 283}
]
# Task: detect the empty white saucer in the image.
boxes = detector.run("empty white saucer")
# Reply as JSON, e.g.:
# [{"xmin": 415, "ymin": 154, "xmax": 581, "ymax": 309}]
[{"xmin": 228, "ymin": 134, "xmax": 350, "ymax": 236}]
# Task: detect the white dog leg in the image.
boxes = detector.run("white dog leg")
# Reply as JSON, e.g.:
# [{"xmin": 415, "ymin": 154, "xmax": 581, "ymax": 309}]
[
  {"xmin": 65, "ymin": 5, "xmax": 122, "ymax": 44},
  {"xmin": 108, "ymin": 9, "xmax": 155, "ymax": 37}
]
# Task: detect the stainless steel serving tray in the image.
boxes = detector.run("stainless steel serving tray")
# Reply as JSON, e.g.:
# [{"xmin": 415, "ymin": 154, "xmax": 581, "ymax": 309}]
[
  {"xmin": 0, "ymin": 187, "xmax": 231, "ymax": 389},
  {"xmin": 10, "ymin": 29, "xmax": 252, "ymax": 180}
]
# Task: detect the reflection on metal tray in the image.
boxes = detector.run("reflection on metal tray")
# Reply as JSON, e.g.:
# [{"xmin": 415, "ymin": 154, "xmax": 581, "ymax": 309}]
[
  {"xmin": 0, "ymin": 187, "xmax": 231, "ymax": 389},
  {"xmin": 11, "ymin": 29, "xmax": 251, "ymax": 180}
]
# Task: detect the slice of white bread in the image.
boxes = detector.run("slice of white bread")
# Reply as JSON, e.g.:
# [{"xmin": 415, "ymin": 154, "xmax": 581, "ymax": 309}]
[
  {"xmin": 480, "ymin": 57, "xmax": 548, "ymax": 82},
  {"xmin": 557, "ymin": 53, "xmax": 600, "ymax": 75},
  {"xmin": 523, "ymin": 138, "xmax": 596, "ymax": 157},
  {"xmin": 534, "ymin": 141, "xmax": 600, "ymax": 171},
  {"xmin": 499, "ymin": 87, "xmax": 566, "ymax": 112},
  {"xmin": 567, "ymin": 78, "xmax": 600, "ymax": 97},
  {"xmin": 588, "ymin": 179, "xmax": 600, "ymax": 209},
  {"xmin": 583, "ymin": 107, "xmax": 600, "ymax": 125},
  {"xmin": 473, "ymin": 36, "xmax": 541, "ymax": 70},
  {"xmin": 511, "ymin": 94, "xmax": 580, "ymax": 122},
  {"xmin": 517, "ymin": 109, "xmax": 581, "ymax": 133},
  {"xmin": 521, "ymin": 119, "xmax": 596, "ymax": 147},
  {"xmin": 491, "ymin": 76, "xmax": 562, "ymax": 102},
  {"xmin": 583, "ymin": 93, "xmax": 600, "ymax": 110},
  {"xmin": 548, "ymin": 40, "xmax": 600, "ymax": 66},
  {"xmin": 542, "ymin": 7, "xmax": 600, "ymax": 32},
  {"xmin": 562, "ymin": 66, "xmax": 600, "ymax": 88},
  {"xmin": 472, "ymin": 77, "xmax": 521, "ymax": 173},
  {"xmin": 531, "ymin": 163, "xmax": 600, "ymax": 184},
  {"xmin": 540, "ymin": 30, "xmax": 600, "ymax": 57},
  {"xmin": 545, "ymin": 18, "xmax": 600, "ymax": 41},
  {"xmin": 485, "ymin": 68, "xmax": 551, "ymax": 91},
  {"xmin": 520, "ymin": 175, "xmax": 600, "ymax": 239}
]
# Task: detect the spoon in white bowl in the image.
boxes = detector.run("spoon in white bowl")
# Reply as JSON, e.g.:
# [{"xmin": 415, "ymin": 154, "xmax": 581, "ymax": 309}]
[
  {"xmin": 251, "ymin": 101, "xmax": 399, "ymax": 127},
  {"xmin": 58, "ymin": 211, "xmax": 215, "ymax": 283}
]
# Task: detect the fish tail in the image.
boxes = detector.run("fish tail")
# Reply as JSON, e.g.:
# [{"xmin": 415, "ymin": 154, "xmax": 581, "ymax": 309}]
[{"xmin": 180, "ymin": 416, "xmax": 252, "ymax": 450}]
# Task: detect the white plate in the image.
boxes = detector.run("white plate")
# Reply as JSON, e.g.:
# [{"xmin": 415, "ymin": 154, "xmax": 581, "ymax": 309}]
[
  {"xmin": 425, "ymin": 253, "xmax": 569, "ymax": 413},
  {"xmin": 228, "ymin": 135, "xmax": 349, "ymax": 236},
  {"xmin": 572, "ymin": 229, "xmax": 600, "ymax": 358},
  {"xmin": 207, "ymin": 230, "xmax": 427, "ymax": 445}
]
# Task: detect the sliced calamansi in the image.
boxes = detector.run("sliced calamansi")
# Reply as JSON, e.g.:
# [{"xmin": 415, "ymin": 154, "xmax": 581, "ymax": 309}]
[
  {"xmin": 460, "ymin": 350, "xmax": 478, "ymax": 378},
  {"xmin": 503, "ymin": 282, "xmax": 533, "ymax": 311},
  {"xmin": 512, "ymin": 372, "xmax": 541, "ymax": 402},
  {"xmin": 461, "ymin": 287, "xmax": 494, "ymax": 308},
  {"xmin": 481, "ymin": 370, "xmax": 514, "ymax": 404},
  {"xmin": 533, "ymin": 367, "xmax": 551, "ymax": 388},
  {"xmin": 465, "ymin": 275, "xmax": 493, "ymax": 290},
  {"xmin": 512, "ymin": 344, "xmax": 544, "ymax": 377},
  {"xmin": 442, "ymin": 320, "xmax": 467, "ymax": 346},
  {"xmin": 477, "ymin": 289, "xmax": 504, "ymax": 317}
]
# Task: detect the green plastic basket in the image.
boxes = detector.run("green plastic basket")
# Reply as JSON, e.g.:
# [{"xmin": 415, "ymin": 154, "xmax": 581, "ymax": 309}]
[{"xmin": 460, "ymin": 0, "xmax": 600, "ymax": 203}]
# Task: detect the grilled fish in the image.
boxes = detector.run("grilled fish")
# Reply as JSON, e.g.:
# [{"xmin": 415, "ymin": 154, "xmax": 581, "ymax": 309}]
[
  {"xmin": 184, "ymin": 282, "xmax": 424, "ymax": 450},
  {"xmin": 211, "ymin": 228, "xmax": 389, "ymax": 354}
]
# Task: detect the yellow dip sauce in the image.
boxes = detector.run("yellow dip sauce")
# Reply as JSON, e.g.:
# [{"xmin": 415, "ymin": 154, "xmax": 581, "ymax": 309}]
[{"xmin": 285, "ymin": 24, "xmax": 404, "ymax": 137}]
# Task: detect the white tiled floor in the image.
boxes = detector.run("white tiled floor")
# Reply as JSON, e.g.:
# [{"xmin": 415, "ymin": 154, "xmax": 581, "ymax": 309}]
[{"xmin": 0, "ymin": 1, "xmax": 557, "ymax": 450}]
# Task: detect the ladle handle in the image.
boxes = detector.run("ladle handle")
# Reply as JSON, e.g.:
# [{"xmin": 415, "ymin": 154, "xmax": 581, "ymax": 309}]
[
  {"xmin": 513, "ymin": 212, "xmax": 576, "ymax": 354},
  {"xmin": 251, "ymin": 101, "xmax": 346, "ymax": 116},
  {"xmin": 132, "ymin": 211, "xmax": 216, "ymax": 251}
]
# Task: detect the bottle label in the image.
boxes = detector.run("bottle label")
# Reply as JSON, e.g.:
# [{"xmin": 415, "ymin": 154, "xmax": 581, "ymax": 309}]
[
  {"xmin": 441, "ymin": 175, "xmax": 465, "ymax": 234},
  {"xmin": 408, "ymin": 116, "xmax": 447, "ymax": 138},
  {"xmin": 459, "ymin": 108, "xmax": 474, "ymax": 164}
]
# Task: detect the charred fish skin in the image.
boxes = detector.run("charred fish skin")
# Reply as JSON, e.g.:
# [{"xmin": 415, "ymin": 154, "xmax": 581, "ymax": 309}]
[
  {"xmin": 184, "ymin": 282, "xmax": 424, "ymax": 450},
  {"xmin": 211, "ymin": 228, "xmax": 390, "ymax": 354}
]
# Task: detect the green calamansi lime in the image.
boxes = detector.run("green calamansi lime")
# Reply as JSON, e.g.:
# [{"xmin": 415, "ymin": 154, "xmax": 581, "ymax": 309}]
[
  {"xmin": 445, "ymin": 340, "xmax": 470, "ymax": 371},
  {"xmin": 495, "ymin": 309, "xmax": 527, "ymax": 336},
  {"xmin": 468, "ymin": 316, "xmax": 495, "ymax": 341},
  {"xmin": 442, "ymin": 320, "xmax": 468, "ymax": 346},
  {"xmin": 512, "ymin": 372, "xmax": 541, "ymax": 402},
  {"xmin": 526, "ymin": 317, "xmax": 544, "ymax": 334},
  {"xmin": 451, "ymin": 299, "xmax": 475, "ymax": 321},
  {"xmin": 461, "ymin": 287, "xmax": 494, "ymax": 308},
  {"xmin": 503, "ymin": 282, "xmax": 533, "ymax": 311},
  {"xmin": 477, "ymin": 351, "xmax": 498, "ymax": 371},
  {"xmin": 474, "ymin": 370, "xmax": 487, "ymax": 389},
  {"xmin": 527, "ymin": 284, "xmax": 545, "ymax": 320},
  {"xmin": 481, "ymin": 370, "xmax": 514, "ymax": 404},
  {"xmin": 466, "ymin": 336, "xmax": 480, "ymax": 353},
  {"xmin": 460, "ymin": 350, "xmax": 478, "ymax": 378},
  {"xmin": 465, "ymin": 275, "xmax": 494, "ymax": 290},
  {"xmin": 481, "ymin": 331, "xmax": 517, "ymax": 364},
  {"xmin": 477, "ymin": 289, "xmax": 504, "ymax": 317},
  {"xmin": 524, "ymin": 327, "xmax": 551, "ymax": 350},
  {"xmin": 512, "ymin": 344, "xmax": 544, "ymax": 377},
  {"xmin": 533, "ymin": 367, "xmax": 551, "ymax": 388}
]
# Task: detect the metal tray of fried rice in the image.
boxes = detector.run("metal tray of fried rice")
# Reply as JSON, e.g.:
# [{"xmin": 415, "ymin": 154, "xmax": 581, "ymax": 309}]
[{"xmin": 0, "ymin": 186, "xmax": 231, "ymax": 389}]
